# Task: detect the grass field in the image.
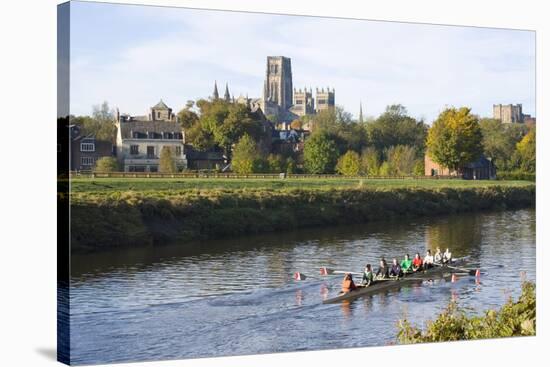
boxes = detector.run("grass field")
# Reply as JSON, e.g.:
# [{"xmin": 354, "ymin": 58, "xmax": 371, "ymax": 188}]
[{"xmin": 69, "ymin": 177, "xmax": 534, "ymax": 194}]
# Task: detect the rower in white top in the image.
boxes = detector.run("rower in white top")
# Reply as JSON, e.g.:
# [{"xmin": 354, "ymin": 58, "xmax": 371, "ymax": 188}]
[
  {"xmin": 443, "ymin": 248, "xmax": 452, "ymax": 264},
  {"xmin": 423, "ymin": 249, "xmax": 435, "ymax": 269},
  {"xmin": 434, "ymin": 247, "xmax": 443, "ymax": 264}
]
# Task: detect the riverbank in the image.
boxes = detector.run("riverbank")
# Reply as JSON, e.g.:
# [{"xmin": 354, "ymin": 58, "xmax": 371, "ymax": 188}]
[{"xmin": 69, "ymin": 179, "xmax": 535, "ymax": 253}]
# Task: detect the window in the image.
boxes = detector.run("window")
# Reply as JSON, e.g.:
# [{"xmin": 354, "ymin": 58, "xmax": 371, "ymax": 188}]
[
  {"xmin": 157, "ymin": 111, "xmax": 161, "ymax": 119},
  {"xmin": 175, "ymin": 146, "xmax": 182, "ymax": 156},
  {"xmin": 318, "ymin": 99, "xmax": 326, "ymax": 105},
  {"xmin": 296, "ymin": 100, "xmax": 303, "ymax": 105},
  {"xmin": 130, "ymin": 145, "xmax": 139, "ymax": 155},
  {"xmin": 149, "ymin": 166, "xmax": 158, "ymax": 173},
  {"xmin": 81, "ymin": 156, "xmax": 95, "ymax": 166},
  {"xmin": 147, "ymin": 146, "xmax": 155, "ymax": 158},
  {"xmin": 129, "ymin": 165, "xmax": 146, "ymax": 172},
  {"xmin": 80, "ymin": 142, "xmax": 95, "ymax": 152}
]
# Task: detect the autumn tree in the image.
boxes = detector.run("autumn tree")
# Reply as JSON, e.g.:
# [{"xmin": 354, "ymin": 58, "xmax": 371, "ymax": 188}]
[
  {"xmin": 94, "ymin": 157, "xmax": 119, "ymax": 172},
  {"xmin": 515, "ymin": 127, "xmax": 536, "ymax": 172},
  {"xmin": 360, "ymin": 147, "xmax": 380, "ymax": 176},
  {"xmin": 336, "ymin": 150, "xmax": 361, "ymax": 176},
  {"xmin": 427, "ymin": 107, "xmax": 483, "ymax": 173},
  {"xmin": 385, "ymin": 145, "xmax": 417, "ymax": 176},
  {"xmin": 303, "ymin": 131, "xmax": 339, "ymax": 174},
  {"xmin": 159, "ymin": 146, "xmax": 177, "ymax": 173}
]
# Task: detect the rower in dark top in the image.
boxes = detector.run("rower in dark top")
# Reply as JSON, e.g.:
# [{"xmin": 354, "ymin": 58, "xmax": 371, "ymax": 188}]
[
  {"xmin": 389, "ymin": 258, "xmax": 403, "ymax": 278},
  {"xmin": 361, "ymin": 264, "xmax": 374, "ymax": 286},
  {"xmin": 376, "ymin": 258, "xmax": 389, "ymax": 279}
]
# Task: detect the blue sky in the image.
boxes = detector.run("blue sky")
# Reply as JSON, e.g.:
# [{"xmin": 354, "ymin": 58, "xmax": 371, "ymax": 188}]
[{"xmin": 68, "ymin": 1, "xmax": 536, "ymax": 122}]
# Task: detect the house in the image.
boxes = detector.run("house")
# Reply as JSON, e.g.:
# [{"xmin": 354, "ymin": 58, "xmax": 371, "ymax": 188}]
[
  {"xmin": 69, "ymin": 125, "xmax": 114, "ymax": 171},
  {"xmin": 425, "ymin": 154, "xmax": 496, "ymax": 180},
  {"xmin": 184, "ymin": 145, "xmax": 226, "ymax": 170},
  {"xmin": 115, "ymin": 100, "xmax": 187, "ymax": 172}
]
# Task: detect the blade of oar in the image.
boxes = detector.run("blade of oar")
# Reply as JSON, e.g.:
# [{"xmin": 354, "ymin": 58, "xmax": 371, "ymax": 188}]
[
  {"xmin": 320, "ymin": 267, "xmax": 362, "ymax": 276},
  {"xmin": 433, "ymin": 262, "xmax": 480, "ymax": 276}
]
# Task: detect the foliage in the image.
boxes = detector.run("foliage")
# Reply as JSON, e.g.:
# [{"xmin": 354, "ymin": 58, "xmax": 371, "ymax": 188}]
[
  {"xmin": 366, "ymin": 105, "xmax": 427, "ymax": 158},
  {"xmin": 70, "ymin": 184, "xmax": 535, "ymax": 253},
  {"xmin": 497, "ymin": 171, "xmax": 535, "ymax": 182},
  {"xmin": 94, "ymin": 157, "xmax": 119, "ymax": 172},
  {"xmin": 427, "ymin": 107, "xmax": 483, "ymax": 172},
  {"xmin": 232, "ymin": 134, "xmax": 261, "ymax": 174},
  {"xmin": 71, "ymin": 101, "xmax": 116, "ymax": 142},
  {"xmin": 290, "ymin": 119, "xmax": 302, "ymax": 130},
  {"xmin": 159, "ymin": 146, "xmax": 177, "ymax": 173},
  {"xmin": 515, "ymin": 128, "xmax": 536, "ymax": 173},
  {"xmin": 336, "ymin": 150, "xmax": 361, "ymax": 176},
  {"xmin": 385, "ymin": 145, "xmax": 417, "ymax": 176},
  {"xmin": 286, "ymin": 157, "xmax": 296, "ymax": 174},
  {"xmin": 397, "ymin": 281, "xmax": 536, "ymax": 343},
  {"xmin": 360, "ymin": 147, "xmax": 381, "ymax": 176},
  {"xmin": 413, "ymin": 159, "xmax": 425, "ymax": 177},
  {"xmin": 303, "ymin": 131, "xmax": 340, "ymax": 174},
  {"xmin": 479, "ymin": 119, "xmax": 528, "ymax": 170},
  {"xmin": 176, "ymin": 101, "xmax": 199, "ymax": 129},
  {"xmin": 266, "ymin": 154, "xmax": 285, "ymax": 173}
]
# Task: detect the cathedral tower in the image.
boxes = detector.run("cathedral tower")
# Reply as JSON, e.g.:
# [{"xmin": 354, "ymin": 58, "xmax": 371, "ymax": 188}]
[{"xmin": 263, "ymin": 56, "xmax": 293, "ymax": 111}]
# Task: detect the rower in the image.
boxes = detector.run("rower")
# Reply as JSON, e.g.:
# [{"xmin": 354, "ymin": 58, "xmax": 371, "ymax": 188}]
[
  {"xmin": 361, "ymin": 264, "xmax": 374, "ymax": 286},
  {"xmin": 443, "ymin": 248, "xmax": 452, "ymax": 264},
  {"xmin": 390, "ymin": 258, "xmax": 403, "ymax": 278},
  {"xmin": 376, "ymin": 258, "xmax": 389, "ymax": 279},
  {"xmin": 412, "ymin": 253, "xmax": 423, "ymax": 272},
  {"xmin": 423, "ymin": 249, "xmax": 434, "ymax": 269},
  {"xmin": 434, "ymin": 247, "xmax": 443, "ymax": 264},
  {"xmin": 341, "ymin": 273, "xmax": 357, "ymax": 294},
  {"xmin": 401, "ymin": 254, "xmax": 413, "ymax": 273}
]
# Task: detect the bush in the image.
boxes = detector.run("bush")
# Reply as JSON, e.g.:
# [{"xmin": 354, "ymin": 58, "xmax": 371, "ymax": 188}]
[
  {"xmin": 497, "ymin": 171, "xmax": 536, "ymax": 182},
  {"xmin": 336, "ymin": 150, "xmax": 361, "ymax": 176},
  {"xmin": 94, "ymin": 157, "xmax": 119, "ymax": 172},
  {"xmin": 397, "ymin": 281, "xmax": 535, "ymax": 343}
]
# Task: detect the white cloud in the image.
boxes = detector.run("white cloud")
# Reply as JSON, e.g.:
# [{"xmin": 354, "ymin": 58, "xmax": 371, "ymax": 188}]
[{"xmin": 69, "ymin": 4, "xmax": 535, "ymax": 122}]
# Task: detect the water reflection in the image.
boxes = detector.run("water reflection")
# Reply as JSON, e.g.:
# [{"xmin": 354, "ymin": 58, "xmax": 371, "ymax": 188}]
[{"xmin": 69, "ymin": 209, "xmax": 535, "ymax": 365}]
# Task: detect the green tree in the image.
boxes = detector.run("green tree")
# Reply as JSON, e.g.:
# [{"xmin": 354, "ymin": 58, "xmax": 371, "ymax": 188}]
[
  {"xmin": 427, "ymin": 107, "xmax": 483, "ymax": 173},
  {"xmin": 267, "ymin": 154, "xmax": 284, "ymax": 173},
  {"xmin": 71, "ymin": 101, "xmax": 117, "ymax": 142},
  {"xmin": 303, "ymin": 131, "xmax": 339, "ymax": 174},
  {"xmin": 413, "ymin": 159, "xmax": 425, "ymax": 176},
  {"xmin": 386, "ymin": 145, "xmax": 417, "ymax": 176},
  {"xmin": 479, "ymin": 118, "xmax": 517, "ymax": 170},
  {"xmin": 285, "ymin": 157, "xmax": 296, "ymax": 174},
  {"xmin": 366, "ymin": 104, "xmax": 427, "ymax": 157},
  {"xmin": 336, "ymin": 150, "xmax": 361, "ymax": 176},
  {"xmin": 232, "ymin": 134, "xmax": 260, "ymax": 174},
  {"xmin": 93, "ymin": 157, "xmax": 119, "ymax": 172},
  {"xmin": 515, "ymin": 128, "xmax": 536, "ymax": 172},
  {"xmin": 177, "ymin": 102, "xmax": 199, "ymax": 129},
  {"xmin": 360, "ymin": 147, "xmax": 381, "ymax": 176},
  {"xmin": 378, "ymin": 161, "xmax": 391, "ymax": 176},
  {"xmin": 159, "ymin": 146, "xmax": 177, "ymax": 173}
]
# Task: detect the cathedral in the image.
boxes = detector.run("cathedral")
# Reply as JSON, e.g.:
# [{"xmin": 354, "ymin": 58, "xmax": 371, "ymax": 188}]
[{"xmin": 212, "ymin": 56, "xmax": 335, "ymax": 123}]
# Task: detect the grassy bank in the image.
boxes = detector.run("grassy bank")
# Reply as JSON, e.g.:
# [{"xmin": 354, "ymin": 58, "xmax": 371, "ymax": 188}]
[{"xmin": 69, "ymin": 179, "xmax": 535, "ymax": 253}]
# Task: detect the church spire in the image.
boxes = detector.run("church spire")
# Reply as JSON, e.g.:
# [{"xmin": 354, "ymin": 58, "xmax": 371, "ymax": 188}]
[
  {"xmin": 359, "ymin": 101, "xmax": 364, "ymax": 123},
  {"xmin": 212, "ymin": 81, "xmax": 219, "ymax": 100},
  {"xmin": 224, "ymin": 83, "xmax": 231, "ymax": 102}
]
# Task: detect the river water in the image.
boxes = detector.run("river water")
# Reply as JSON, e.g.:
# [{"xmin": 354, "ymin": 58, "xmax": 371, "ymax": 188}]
[{"xmin": 69, "ymin": 209, "xmax": 535, "ymax": 365}]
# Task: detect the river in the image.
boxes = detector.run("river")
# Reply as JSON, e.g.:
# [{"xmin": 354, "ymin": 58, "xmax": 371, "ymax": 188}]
[{"xmin": 69, "ymin": 208, "xmax": 536, "ymax": 365}]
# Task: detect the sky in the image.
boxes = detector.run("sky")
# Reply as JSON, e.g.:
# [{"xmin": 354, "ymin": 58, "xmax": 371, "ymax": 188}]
[{"xmin": 68, "ymin": 1, "xmax": 536, "ymax": 123}]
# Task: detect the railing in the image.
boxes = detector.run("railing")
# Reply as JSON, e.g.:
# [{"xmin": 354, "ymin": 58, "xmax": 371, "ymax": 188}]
[{"xmin": 69, "ymin": 171, "xmax": 460, "ymax": 180}]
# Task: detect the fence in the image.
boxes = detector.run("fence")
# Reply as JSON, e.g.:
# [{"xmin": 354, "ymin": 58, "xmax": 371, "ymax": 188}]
[{"xmin": 70, "ymin": 171, "xmax": 459, "ymax": 180}]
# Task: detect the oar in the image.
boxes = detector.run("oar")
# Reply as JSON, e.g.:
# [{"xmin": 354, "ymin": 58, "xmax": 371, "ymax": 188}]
[
  {"xmin": 320, "ymin": 267, "xmax": 362, "ymax": 276},
  {"xmin": 433, "ymin": 262, "xmax": 481, "ymax": 276}
]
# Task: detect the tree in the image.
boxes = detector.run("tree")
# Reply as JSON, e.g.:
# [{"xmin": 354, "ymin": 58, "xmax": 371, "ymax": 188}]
[
  {"xmin": 177, "ymin": 103, "xmax": 199, "ymax": 129},
  {"xmin": 515, "ymin": 128, "xmax": 536, "ymax": 172},
  {"xmin": 290, "ymin": 119, "xmax": 302, "ymax": 130},
  {"xmin": 71, "ymin": 101, "xmax": 117, "ymax": 142},
  {"xmin": 413, "ymin": 159, "xmax": 425, "ymax": 176},
  {"xmin": 426, "ymin": 107, "xmax": 483, "ymax": 173},
  {"xmin": 366, "ymin": 104, "xmax": 427, "ymax": 157},
  {"xmin": 385, "ymin": 145, "xmax": 417, "ymax": 176},
  {"xmin": 94, "ymin": 157, "xmax": 119, "ymax": 172},
  {"xmin": 360, "ymin": 147, "xmax": 380, "ymax": 176},
  {"xmin": 303, "ymin": 131, "xmax": 339, "ymax": 174},
  {"xmin": 267, "ymin": 154, "xmax": 284, "ymax": 173},
  {"xmin": 285, "ymin": 157, "xmax": 296, "ymax": 174},
  {"xmin": 159, "ymin": 146, "xmax": 177, "ymax": 173},
  {"xmin": 336, "ymin": 150, "xmax": 361, "ymax": 176},
  {"xmin": 479, "ymin": 118, "xmax": 517, "ymax": 170},
  {"xmin": 232, "ymin": 134, "xmax": 260, "ymax": 174}
]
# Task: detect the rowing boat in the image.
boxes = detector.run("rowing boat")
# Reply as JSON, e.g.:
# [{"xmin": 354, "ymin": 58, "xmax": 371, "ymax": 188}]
[{"xmin": 322, "ymin": 262, "xmax": 461, "ymax": 304}]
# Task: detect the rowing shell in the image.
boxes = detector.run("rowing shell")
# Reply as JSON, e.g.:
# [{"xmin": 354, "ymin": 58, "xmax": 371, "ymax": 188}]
[{"xmin": 322, "ymin": 263, "xmax": 459, "ymax": 304}]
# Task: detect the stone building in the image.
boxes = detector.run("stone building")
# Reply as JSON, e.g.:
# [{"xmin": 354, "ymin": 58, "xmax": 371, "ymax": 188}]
[
  {"xmin": 115, "ymin": 100, "xmax": 187, "ymax": 172},
  {"xmin": 315, "ymin": 87, "xmax": 336, "ymax": 113},
  {"xmin": 289, "ymin": 88, "xmax": 315, "ymax": 116},
  {"xmin": 69, "ymin": 125, "xmax": 114, "ymax": 171},
  {"xmin": 425, "ymin": 154, "xmax": 496, "ymax": 180},
  {"xmin": 263, "ymin": 56, "xmax": 293, "ymax": 111},
  {"xmin": 493, "ymin": 104, "xmax": 524, "ymax": 124}
]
